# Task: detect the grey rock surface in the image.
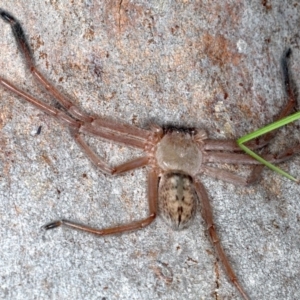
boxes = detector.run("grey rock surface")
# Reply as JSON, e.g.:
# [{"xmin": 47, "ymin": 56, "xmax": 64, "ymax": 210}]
[{"xmin": 1, "ymin": 1, "xmax": 300, "ymax": 299}]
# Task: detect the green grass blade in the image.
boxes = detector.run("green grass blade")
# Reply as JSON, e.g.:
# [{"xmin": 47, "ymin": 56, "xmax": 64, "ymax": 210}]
[
  {"xmin": 238, "ymin": 144, "xmax": 298, "ymax": 182},
  {"xmin": 237, "ymin": 111, "xmax": 300, "ymax": 182},
  {"xmin": 237, "ymin": 111, "xmax": 300, "ymax": 144}
]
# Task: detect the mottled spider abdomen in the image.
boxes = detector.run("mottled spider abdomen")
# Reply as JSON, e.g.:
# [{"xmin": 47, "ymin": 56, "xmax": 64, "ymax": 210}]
[{"xmin": 158, "ymin": 172, "xmax": 197, "ymax": 230}]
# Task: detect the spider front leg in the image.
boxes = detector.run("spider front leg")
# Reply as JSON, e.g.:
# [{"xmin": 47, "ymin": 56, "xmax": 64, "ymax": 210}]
[
  {"xmin": 1, "ymin": 74, "xmax": 158, "ymax": 234},
  {"xmin": 0, "ymin": 10, "xmax": 157, "ymax": 150},
  {"xmin": 44, "ymin": 169, "xmax": 158, "ymax": 235},
  {"xmin": 0, "ymin": 10, "xmax": 161, "ymax": 235},
  {"xmin": 0, "ymin": 9, "xmax": 93, "ymax": 122},
  {"xmin": 194, "ymin": 180, "xmax": 250, "ymax": 300},
  {"xmin": 205, "ymin": 49, "xmax": 296, "ymax": 154},
  {"xmin": 239, "ymin": 49, "xmax": 298, "ymax": 182},
  {"xmin": 204, "ymin": 49, "xmax": 298, "ymax": 185},
  {"xmin": 0, "ymin": 78, "xmax": 81, "ymax": 128}
]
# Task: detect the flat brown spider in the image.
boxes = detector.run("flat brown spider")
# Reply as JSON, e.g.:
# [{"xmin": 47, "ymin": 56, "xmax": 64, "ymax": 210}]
[{"xmin": 1, "ymin": 10, "xmax": 299, "ymax": 300}]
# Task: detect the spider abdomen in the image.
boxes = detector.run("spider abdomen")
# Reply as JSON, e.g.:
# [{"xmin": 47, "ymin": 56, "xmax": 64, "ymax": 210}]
[{"xmin": 158, "ymin": 172, "xmax": 197, "ymax": 230}]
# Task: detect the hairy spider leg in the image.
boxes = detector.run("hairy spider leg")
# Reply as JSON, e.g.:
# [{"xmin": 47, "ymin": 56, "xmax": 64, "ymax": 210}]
[
  {"xmin": 0, "ymin": 9, "xmax": 154, "ymax": 145},
  {"xmin": 72, "ymin": 131, "xmax": 150, "ymax": 175},
  {"xmin": 203, "ymin": 150, "xmax": 300, "ymax": 165},
  {"xmin": 203, "ymin": 49, "xmax": 298, "ymax": 184},
  {"xmin": 246, "ymin": 49, "xmax": 298, "ymax": 182},
  {"xmin": 195, "ymin": 180, "xmax": 250, "ymax": 300},
  {"xmin": 192, "ymin": 51, "xmax": 298, "ymax": 299},
  {"xmin": 0, "ymin": 9, "xmax": 157, "ymax": 170},
  {"xmin": 201, "ymin": 146, "xmax": 300, "ymax": 186},
  {"xmin": 44, "ymin": 169, "xmax": 158, "ymax": 235},
  {"xmin": 204, "ymin": 49, "xmax": 297, "ymax": 154},
  {"xmin": 0, "ymin": 9, "xmax": 162, "ymax": 235},
  {"xmin": 0, "ymin": 9, "xmax": 92, "ymax": 122}
]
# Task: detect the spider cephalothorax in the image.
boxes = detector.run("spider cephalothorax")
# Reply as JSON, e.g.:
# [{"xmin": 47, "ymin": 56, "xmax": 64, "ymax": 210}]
[{"xmin": 155, "ymin": 129, "xmax": 205, "ymax": 175}]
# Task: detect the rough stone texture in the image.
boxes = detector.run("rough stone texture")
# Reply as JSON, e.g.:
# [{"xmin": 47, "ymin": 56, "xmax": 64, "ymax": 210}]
[{"xmin": 1, "ymin": 1, "xmax": 300, "ymax": 299}]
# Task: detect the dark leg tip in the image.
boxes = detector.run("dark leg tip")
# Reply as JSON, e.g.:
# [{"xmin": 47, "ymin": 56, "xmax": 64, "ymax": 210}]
[
  {"xmin": 0, "ymin": 9, "xmax": 16, "ymax": 23},
  {"xmin": 285, "ymin": 48, "xmax": 292, "ymax": 58},
  {"xmin": 43, "ymin": 220, "xmax": 63, "ymax": 230}
]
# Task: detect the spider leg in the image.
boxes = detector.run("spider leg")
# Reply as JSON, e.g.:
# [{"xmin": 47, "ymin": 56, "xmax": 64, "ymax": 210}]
[
  {"xmin": 0, "ymin": 9, "xmax": 93, "ymax": 122},
  {"xmin": 0, "ymin": 78, "xmax": 80, "ymax": 128},
  {"xmin": 203, "ymin": 146, "xmax": 300, "ymax": 165},
  {"xmin": 202, "ymin": 166, "xmax": 255, "ymax": 186},
  {"xmin": 194, "ymin": 179, "xmax": 250, "ymax": 300},
  {"xmin": 204, "ymin": 146, "xmax": 299, "ymax": 187},
  {"xmin": 0, "ymin": 75, "xmax": 153, "ymax": 150},
  {"xmin": 44, "ymin": 169, "xmax": 158, "ymax": 235},
  {"xmin": 79, "ymin": 122, "xmax": 151, "ymax": 149},
  {"xmin": 203, "ymin": 139, "xmax": 263, "ymax": 151},
  {"xmin": 204, "ymin": 50, "xmax": 297, "ymax": 153},
  {"xmin": 204, "ymin": 50, "xmax": 297, "ymax": 184},
  {"xmin": 0, "ymin": 10, "xmax": 156, "ymax": 149},
  {"xmin": 73, "ymin": 131, "xmax": 149, "ymax": 175},
  {"xmin": 247, "ymin": 49, "xmax": 297, "ymax": 182}
]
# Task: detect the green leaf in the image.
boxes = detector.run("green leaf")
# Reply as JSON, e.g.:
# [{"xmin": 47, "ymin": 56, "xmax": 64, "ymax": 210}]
[{"xmin": 237, "ymin": 111, "xmax": 300, "ymax": 182}]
